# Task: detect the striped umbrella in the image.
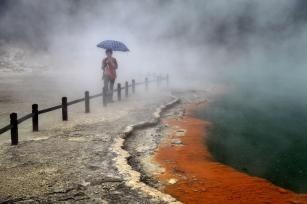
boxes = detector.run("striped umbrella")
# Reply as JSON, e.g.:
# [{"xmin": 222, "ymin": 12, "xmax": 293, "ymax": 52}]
[{"xmin": 97, "ymin": 40, "xmax": 129, "ymax": 52}]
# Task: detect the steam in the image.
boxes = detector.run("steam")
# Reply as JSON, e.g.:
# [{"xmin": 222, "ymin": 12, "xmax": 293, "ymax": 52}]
[
  {"xmin": 1, "ymin": 0, "xmax": 307, "ymax": 192},
  {"xmin": 0, "ymin": 0, "xmax": 306, "ymax": 110},
  {"xmin": 1, "ymin": 0, "xmax": 306, "ymax": 88}
]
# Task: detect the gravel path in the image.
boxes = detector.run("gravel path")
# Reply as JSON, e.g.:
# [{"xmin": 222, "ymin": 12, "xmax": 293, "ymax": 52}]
[{"xmin": 0, "ymin": 92, "xmax": 173, "ymax": 204}]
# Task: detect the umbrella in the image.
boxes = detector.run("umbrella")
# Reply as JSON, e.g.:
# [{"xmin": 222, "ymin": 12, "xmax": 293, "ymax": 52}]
[{"xmin": 97, "ymin": 40, "xmax": 129, "ymax": 52}]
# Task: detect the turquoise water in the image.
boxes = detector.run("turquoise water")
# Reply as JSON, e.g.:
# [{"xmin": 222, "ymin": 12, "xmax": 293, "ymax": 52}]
[{"xmin": 194, "ymin": 90, "xmax": 307, "ymax": 193}]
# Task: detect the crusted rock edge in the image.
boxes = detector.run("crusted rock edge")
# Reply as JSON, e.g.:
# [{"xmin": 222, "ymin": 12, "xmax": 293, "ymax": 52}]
[{"xmin": 110, "ymin": 96, "xmax": 182, "ymax": 204}]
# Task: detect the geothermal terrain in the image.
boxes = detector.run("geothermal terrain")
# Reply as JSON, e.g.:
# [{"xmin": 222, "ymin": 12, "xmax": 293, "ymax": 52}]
[{"xmin": 0, "ymin": 47, "xmax": 178, "ymax": 203}]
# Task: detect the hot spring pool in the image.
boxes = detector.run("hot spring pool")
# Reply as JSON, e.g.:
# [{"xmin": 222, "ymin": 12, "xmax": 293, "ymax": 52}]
[{"xmin": 194, "ymin": 91, "xmax": 307, "ymax": 193}]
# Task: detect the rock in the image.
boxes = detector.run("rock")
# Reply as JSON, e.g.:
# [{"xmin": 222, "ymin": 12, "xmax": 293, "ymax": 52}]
[
  {"xmin": 168, "ymin": 178, "xmax": 177, "ymax": 185},
  {"xmin": 81, "ymin": 180, "xmax": 91, "ymax": 187},
  {"xmin": 172, "ymin": 139, "xmax": 183, "ymax": 145}
]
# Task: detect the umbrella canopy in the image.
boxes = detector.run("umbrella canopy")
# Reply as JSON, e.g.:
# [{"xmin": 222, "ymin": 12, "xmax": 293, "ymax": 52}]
[{"xmin": 97, "ymin": 40, "xmax": 129, "ymax": 52}]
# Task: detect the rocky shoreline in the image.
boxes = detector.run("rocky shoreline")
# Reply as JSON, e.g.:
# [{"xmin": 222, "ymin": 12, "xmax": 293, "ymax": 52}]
[
  {"xmin": 124, "ymin": 90, "xmax": 208, "ymax": 203},
  {"xmin": 111, "ymin": 95, "xmax": 181, "ymax": 204}
]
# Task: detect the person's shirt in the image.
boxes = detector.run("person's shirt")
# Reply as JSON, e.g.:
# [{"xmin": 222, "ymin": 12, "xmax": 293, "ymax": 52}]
[{"xmin": 102, "ymin": 57, "xmax": 118, "ymax": 79}]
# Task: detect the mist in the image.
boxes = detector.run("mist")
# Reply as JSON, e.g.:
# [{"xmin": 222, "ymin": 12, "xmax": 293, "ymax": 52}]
[
  {"xmin": 1, "ymin": 0, "xmax": 307, "ymax": 90},
  {"xmin": 1, "ymin": 0, "xmax": 307, "ymax": 193}
]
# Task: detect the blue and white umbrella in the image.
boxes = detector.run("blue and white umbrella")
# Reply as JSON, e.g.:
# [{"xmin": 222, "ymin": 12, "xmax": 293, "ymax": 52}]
[{"xmin": 97, "ymin": 40, "xmax": 129, "ymax": 52}]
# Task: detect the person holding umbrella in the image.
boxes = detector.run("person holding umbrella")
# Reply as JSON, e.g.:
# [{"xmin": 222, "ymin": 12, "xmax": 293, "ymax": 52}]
[
  {"xmin": 102, "ymin": 49, "xmax": 117, "ymax": 102},
  {"xmin": 97, "ymin": 40, "xmax": 129, "ymax": 103}
]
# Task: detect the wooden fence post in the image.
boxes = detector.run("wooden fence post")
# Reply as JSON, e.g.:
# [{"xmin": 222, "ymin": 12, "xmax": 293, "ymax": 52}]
[
  {"xmin": 132, "ymin": 79, "xmax": 135, "ymax": 94},
  {"xmin": 85, "ymin": 91, "xmax": 90, "ymax": 113},
  {"xmin": 10, "ymin": 113, "xmax": 18, "ymax": 145},
  {"xmin": 32, "ymin": 104, "xmax": 39, "ymax": 131},
  {"xmin": 125, "ymin": 81, "xmax": 129, "ymax": 97},
  {"xmin": 103, "ymin": 87, "xmax": 107, "ymax": 107},
  {"xmin": 145, "ymin": 77, "xmax": 148, "ymax": 91},
  {"xmin": 117, "ymin": 83, "xmax": 122, "ymax": 101},
  {"xmin": 62, "ymin": 97, "xmax": 68, "ymax": 121}
]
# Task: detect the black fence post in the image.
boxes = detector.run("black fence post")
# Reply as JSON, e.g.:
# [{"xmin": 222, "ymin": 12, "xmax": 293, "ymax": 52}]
[
  {"xmin": 32, "ymin": 104, "xmax": 38, "ymax": 132},
  {"xmin": 117, "ymin": 83, "xmax": 122, "ymax": 101},
  {"xmin": 125, "ymin": 81, "xmax": 129, "ymax": 98},
  {"xmin": 85, "ymin": 91, "xmax": 90, "ymax": 113},
  {"xmin": 62, "ymin": 97, "xmax": 68, "ymax": 121},
  {"xmin": 10, "ymin": 113, "xmax": 18, "ymax": 145},
  {"xmin": 145, "ymin": 77, "xmax": 148, "ymax": 91},
  {"xmin": 103, "ymin": 87, "xmax": 107, "ymax": 107},
  {"xmin": 132, "ymin": 79, "xmax": 135, "ymax": 94}
]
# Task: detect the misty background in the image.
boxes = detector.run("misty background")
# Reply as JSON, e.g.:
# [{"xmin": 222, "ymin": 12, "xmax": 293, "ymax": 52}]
[
  {"xmin": 0, "ymin": 0, "xmax": 306, "ymax": 89},
  {"xmin": 1, "ymin": 0, "xmax": 307, "ymax": 193}
]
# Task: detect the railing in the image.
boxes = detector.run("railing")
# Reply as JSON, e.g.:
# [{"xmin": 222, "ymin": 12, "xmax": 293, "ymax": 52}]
[{"xmin": 0, "ymin": 74, "xmax": 169, "ymax": 145}]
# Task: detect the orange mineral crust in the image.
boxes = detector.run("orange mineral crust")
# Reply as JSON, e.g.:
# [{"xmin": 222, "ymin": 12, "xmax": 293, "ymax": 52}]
[{"xmin": 154, "ymin": 105, "xmax": 307, "ymax": 204}]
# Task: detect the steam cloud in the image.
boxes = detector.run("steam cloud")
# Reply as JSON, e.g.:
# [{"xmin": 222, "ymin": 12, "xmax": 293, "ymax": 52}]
[{"xmin": 0, "ymin": 0, "xmax": 306, "ymax": 88}]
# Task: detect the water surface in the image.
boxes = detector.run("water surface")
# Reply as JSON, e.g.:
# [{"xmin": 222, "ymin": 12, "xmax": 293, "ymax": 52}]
[{"xmin": 194, "ymin": 90, "xmax": 307, "ymax": 193}]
